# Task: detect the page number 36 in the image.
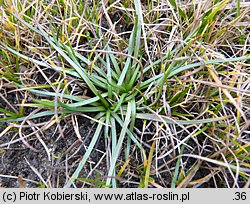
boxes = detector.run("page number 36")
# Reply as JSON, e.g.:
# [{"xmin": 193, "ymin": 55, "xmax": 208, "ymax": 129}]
[{"xmin": 234, "ymin": 192, "xmax": 247, "ymax": 201}]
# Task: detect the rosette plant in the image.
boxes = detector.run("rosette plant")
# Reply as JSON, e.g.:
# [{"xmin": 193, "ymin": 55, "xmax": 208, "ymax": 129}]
[{"xmin": 1, "ymin": 0, "xmax": 249, "ymax": 187}]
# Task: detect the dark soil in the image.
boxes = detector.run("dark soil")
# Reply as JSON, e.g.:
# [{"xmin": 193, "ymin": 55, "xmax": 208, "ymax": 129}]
[{"xmin": 0, "ymin": 115, "xmax": 102, "ymax": 187}]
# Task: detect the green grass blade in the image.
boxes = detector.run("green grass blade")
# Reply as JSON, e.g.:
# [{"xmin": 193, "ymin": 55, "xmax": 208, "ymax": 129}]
[
  {"xmin": 104, "ymin": 111, "xmax": 111, "ymax": 138},
  {"xmin": 140, "ymin": 55, "xmax": 250, "ymax": 90},
  {"xmin": 106, "ymin": 101, "xmax": 132, "ymax": 186},
  {"xmin": 143, "ymin": 26, "xmax": 199, "ymax": 74},
  {"xmin": 168, "ymin": 0, "xmax": 186, "ymax": 19},
  {"xmin": 169, "ymin": 56, "xmax": 250, "ymax": 78},
  {"xmin": 15, "ymin": 87, "xmax": 97, "ymax": 102},
  {"xmin": 1, "ymin": 43, "xmax": 80, "ymax": 78},
  {"xmin": 107, "ymin": 45, "xmax": 121, "ymax": 76},
  {"xmin": 112, "ymin": 113, "xmax": 142, "ymax": 149},
  {"xmin": 111, "ymin": 93, "xmax": 127, "ymax": 113},
  {"xmin": 171, "ymin": 139, "xmax": 189, "ymax": 188},
  {"xmin": 126, "ymin": 98, "xmax": 136, "ymax": 160},
  {"xmin": 5, "ymin": 14, "xmax": 109, "ymax": 109},
  {"xmin": 136, "ymin": 113, "xmax": 228, "ymax": 125},
  {"xmin": 36, "ymin": 24, "xmax": 110, "ymax": 109},
  {"xmin": 110, "ymin": 117, "xmax": 117, "ymax": 188},
  {"xmin": 117, "ymin": 17, "xmax": 138, "ymax": 86},
  {"xmin": 0, "ymin": 110, "xmax": 55, "ymax": 122},
  {"xmin": 64, "ymin": 120, "xmax": 104, "ymax": 188},
  {"xmin": 106, "ymin": 53, "xmax": 112, "ymax": 99},
  {"xmin": 0, "ymin": 108, "xmax": 20, "ymax": 117},
  {"xmin": 58, "ymin": 100, "xmax": 106, "ymax": 112}
]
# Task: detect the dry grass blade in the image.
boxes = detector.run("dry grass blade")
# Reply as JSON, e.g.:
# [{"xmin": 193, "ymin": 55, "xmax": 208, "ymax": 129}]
[
  {"xmin": 144, "ymin": 140, "xmax": 156, "ymax": 188},
  {"xmin": 181, "ymin": 154, "xmax": 250, "ymax": 173},
  {"xmin": 208, "ymin": 64, "xmax": 247, "ymax": 121},
  {"xmin": 24, "ymin": 157, "xmax": 49, "ymax": 188},
  {"xmin": 177, "ymin": 162, "xmax": 202, "ymax": 188}
]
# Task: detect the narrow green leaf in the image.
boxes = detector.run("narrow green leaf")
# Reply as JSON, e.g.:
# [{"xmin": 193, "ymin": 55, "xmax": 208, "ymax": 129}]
[
  {"xmin": 170, "ymin": 56, "xmax": 250, "ymax": 78},
  {"xmin": 117, "ymin": 17, "xmax": 138, "ymax": 86},
  {"xmin": 106, "ymin": 102, "xmax": 132, "ymax": 186},
  {"xmin": 107, "ymin": 45, "xmax": 121, "ymax": 76},
  {"xmin": 126, "ymin": 99, "xmax": 136, "ymax": 160},
  {"xmin": 0, "ymin": 110, "xmax": 55, "ymax": 122},
  {"xmin": 136, "ymin": 113, "xmax": 228, "ymax": 125},
  {"xmin": 112, "ymin": 113, "xmax": 142, "ymax": 149},
  {"xmin": 110, "ymin": 117, "xmax": 117, "ymax": 188},
  {"xmin": 111, "ymin": 93, "xmax": 127, "ymax": 113},
  {"xmin": 104, "ymin": 111, "xmax": 111, "ymax": 138},
  {"xmin": 64, "ymin": 120, "xmax": 104, "ymax": 188},
  {"xmin": 37, "ymin": 24, "xmax": 110, "ymax": 109},
  {"xmin": 106, "ymin": 53, "xmax": 112, "ymax": 99},
  {"xmin": 58, "ymin": 100, "xmax": 106, "ymax": 112}
]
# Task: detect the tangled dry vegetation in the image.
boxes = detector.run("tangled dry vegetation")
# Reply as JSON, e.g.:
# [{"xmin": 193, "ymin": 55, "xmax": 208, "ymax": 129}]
[{"xmin": 0, "ymin": 0, "xmax": 250, "ymax": 188}]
